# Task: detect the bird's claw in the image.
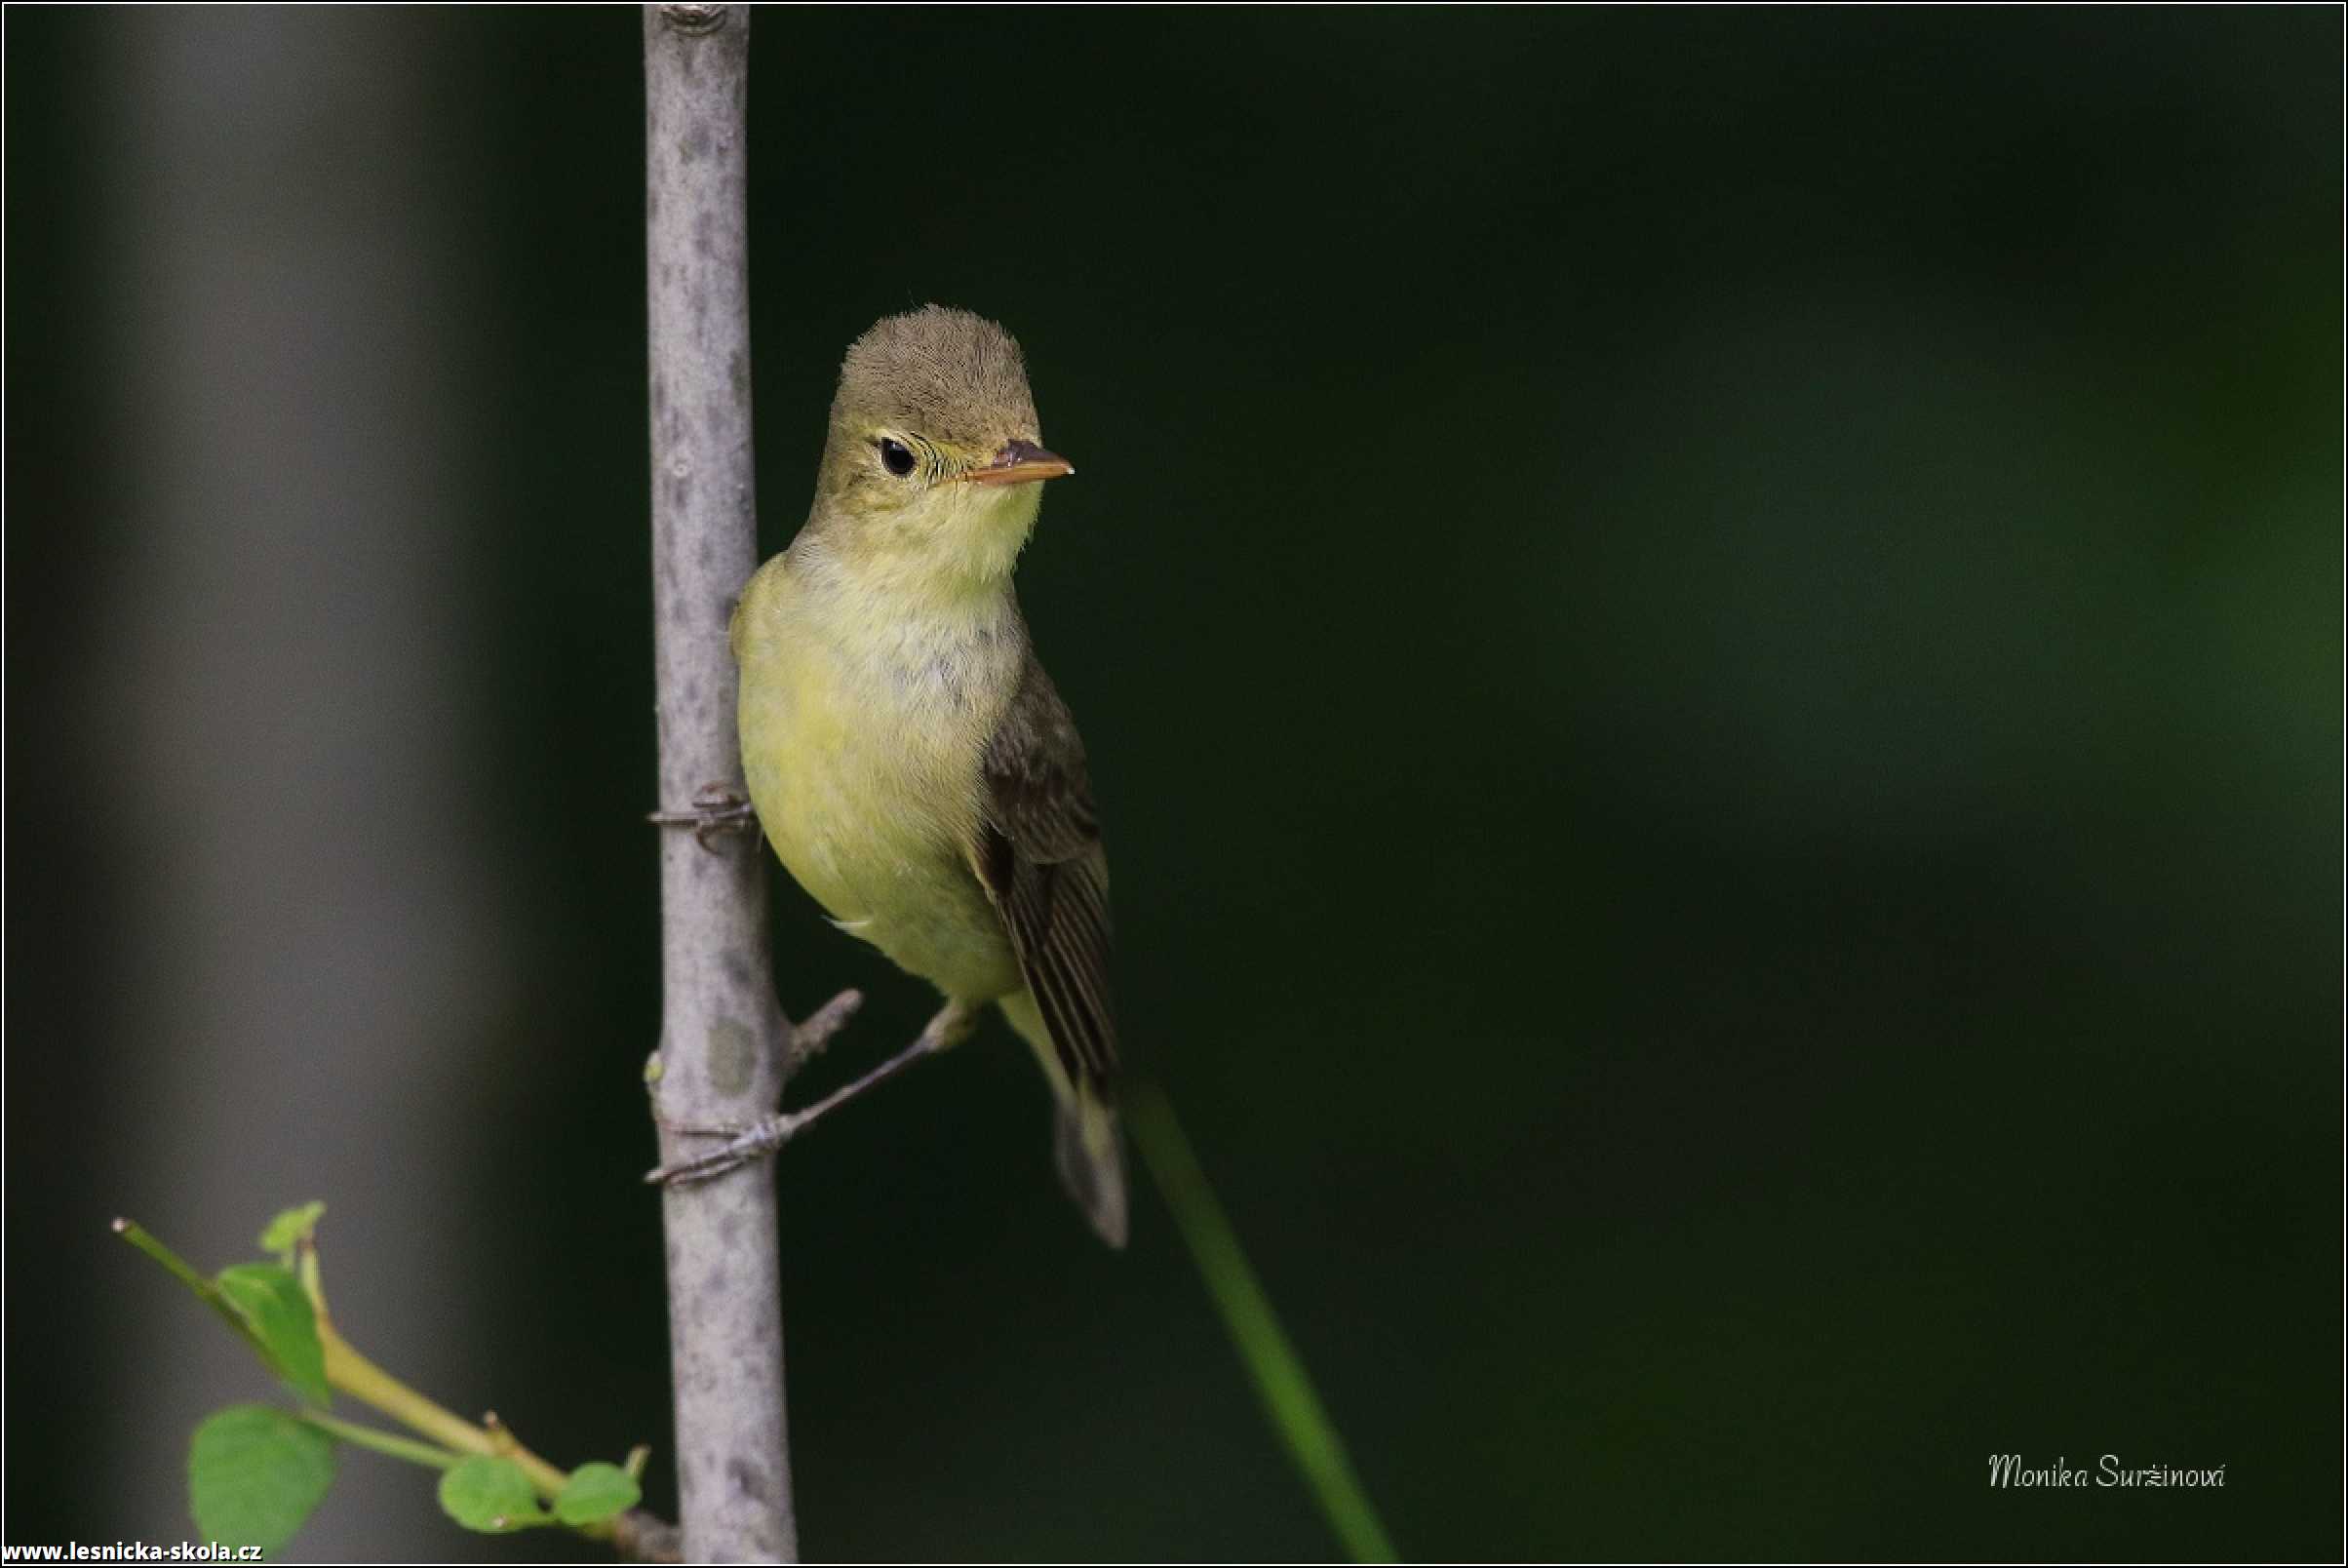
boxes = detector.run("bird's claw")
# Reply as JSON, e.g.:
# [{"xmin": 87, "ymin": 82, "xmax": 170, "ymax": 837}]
[
  {"xmin": 646, "ymin": 783, "xmax": 759, "ymax": 851},
  {"xmin": 646, "ymin": 1111, "xmax": 804, "ymax": 1187},
  {"xmin": 646, "ymin": 998, "xmax": 958, "ymax": 1187}
]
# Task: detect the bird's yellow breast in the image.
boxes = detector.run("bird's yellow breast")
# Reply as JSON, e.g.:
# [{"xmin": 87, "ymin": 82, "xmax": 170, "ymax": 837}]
[{"xmin": 732, "ymin": 548, "xmax": 1025, "ymax": 1002}]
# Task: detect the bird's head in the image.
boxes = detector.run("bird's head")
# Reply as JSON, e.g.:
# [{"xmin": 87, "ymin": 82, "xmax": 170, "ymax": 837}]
[{"xmin": 811, "ymin": 306, "xmax": 1073, "ymax": 594}]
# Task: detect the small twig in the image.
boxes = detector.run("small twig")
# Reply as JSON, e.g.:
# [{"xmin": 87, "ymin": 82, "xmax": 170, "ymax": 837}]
[
  {"xmin": 610, "ymin": 1509, "xmax": 685, "ymax": 1565},
  {"xmin": 787, "ymin": 986, "xmax": 864, "ymax": 1070}
]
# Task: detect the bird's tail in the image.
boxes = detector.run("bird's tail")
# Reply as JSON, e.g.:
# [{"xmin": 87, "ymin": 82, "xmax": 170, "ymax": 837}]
[
  {"xmin": 1001, "ymin": 989, "xmax": 1129, "ymax": 1248},
  {"xmin": 1052, "ymin": 1089, "xmax": 1128, "ymax": 1249}
]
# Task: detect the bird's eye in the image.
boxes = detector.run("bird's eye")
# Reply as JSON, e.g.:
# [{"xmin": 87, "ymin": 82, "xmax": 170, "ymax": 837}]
[{"xmin": 878, "ymin": 437, "xmax": 917, "ymax": 478}]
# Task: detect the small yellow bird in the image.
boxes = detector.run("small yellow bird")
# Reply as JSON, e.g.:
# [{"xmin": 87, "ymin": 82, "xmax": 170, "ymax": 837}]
[{"xmin": 724, "ymin": 305, "xmax": 1125, "ymax": 1245}]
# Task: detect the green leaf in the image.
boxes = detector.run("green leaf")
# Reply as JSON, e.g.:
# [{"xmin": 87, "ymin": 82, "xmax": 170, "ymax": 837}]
[
  {"xmin": 437, "ymin": 1455, "xmax": 552, "ymax": 1533},
  {"xmin": 189, "ymin": 1404, "xmax": 338, "ymax": 1555},
  {"xmin": 258, "ymin": 1201, "xmax": 327, "ymax": 1263},
  {"xmin": 554, "ymin": 1461, "xmax": 642, "ymax": 1526},
  {"xmin": 215, "ymin": 1264, "xmax": 330, "ymax": 1408}
]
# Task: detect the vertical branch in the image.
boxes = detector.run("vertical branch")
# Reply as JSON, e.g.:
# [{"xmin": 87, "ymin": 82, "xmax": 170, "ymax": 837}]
[{"xmin": 644, "ymin": 5, "xmax": 797, "ymax": 1561}]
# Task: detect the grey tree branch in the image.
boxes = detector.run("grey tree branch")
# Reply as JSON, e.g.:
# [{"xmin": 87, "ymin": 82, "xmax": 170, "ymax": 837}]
[{"xmin": 643, "ymin": 5, "xmax": 798, "ymax": 1559}]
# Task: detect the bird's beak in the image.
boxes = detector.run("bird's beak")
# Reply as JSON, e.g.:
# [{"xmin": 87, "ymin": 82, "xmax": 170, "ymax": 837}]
[{"xmin": 961, "ymin": 439, "xmax": 1075, "ymax": 487}]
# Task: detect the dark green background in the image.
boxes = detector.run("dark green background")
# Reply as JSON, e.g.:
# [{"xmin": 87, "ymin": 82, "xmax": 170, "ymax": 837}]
[{"xmin": 7, "ymin": 7, "xmax": 2339, "ymax": 1560}]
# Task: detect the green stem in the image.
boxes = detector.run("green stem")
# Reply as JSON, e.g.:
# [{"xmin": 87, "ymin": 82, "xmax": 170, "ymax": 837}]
[
  {"xmin": 300, "ymin": 1411, "xmax": 465, "ymax": 1470},
  {"xmin": 111, "ymin": 1218, "xmax": 257, "ymax": 1350},
  {"xmin": 316, "ymin": 1319, "xmax": 573, "ymax": 1501},
  {"xmin": 1128, "ymin": 1085, "xmax": 1399, "ymax": 1563}
]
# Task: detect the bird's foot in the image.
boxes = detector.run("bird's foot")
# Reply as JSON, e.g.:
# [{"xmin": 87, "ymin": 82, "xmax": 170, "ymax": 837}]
[
  {"xmin": 644, "ymin": 999, "xmax": 972, "ymax": 1187},
  {"xmin": 646, "ymin": 1109, "xmax": 807, "ymax": 1188},
  {"xmin": 646, "ymin": 782, "xmax": 759, "ymax": 850}
]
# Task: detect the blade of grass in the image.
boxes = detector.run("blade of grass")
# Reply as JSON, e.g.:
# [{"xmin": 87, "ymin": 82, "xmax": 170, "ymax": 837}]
[{"xmin": 1128, "ymin": 1084, "xmax": 1398, "ymax": 1563}]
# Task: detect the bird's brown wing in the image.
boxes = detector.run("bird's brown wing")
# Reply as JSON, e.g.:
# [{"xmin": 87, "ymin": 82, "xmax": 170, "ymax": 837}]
[{"xmin": 970, "ymin": 652, "xmax": 1118, "ymax": 1098}]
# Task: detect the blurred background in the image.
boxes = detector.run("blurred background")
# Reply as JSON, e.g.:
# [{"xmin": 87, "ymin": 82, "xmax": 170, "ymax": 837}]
[{"xmin": 5, "ymin": 6, "xmax": 2338, "ymax": 1560}]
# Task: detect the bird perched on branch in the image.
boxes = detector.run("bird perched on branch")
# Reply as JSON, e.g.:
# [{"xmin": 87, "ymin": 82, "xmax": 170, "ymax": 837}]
[{"xmin": 720, "ymin": 305, "xmax": 1125, "ymax": 1245}]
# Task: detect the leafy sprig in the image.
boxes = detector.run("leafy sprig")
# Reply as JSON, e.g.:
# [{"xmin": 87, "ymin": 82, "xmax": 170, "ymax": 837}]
[{"xmin": 115, "ymin": 1204, "xmax": 662, "ymax": 1559}]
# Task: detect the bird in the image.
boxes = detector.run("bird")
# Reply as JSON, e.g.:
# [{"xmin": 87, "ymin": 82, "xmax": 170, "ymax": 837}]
[{"xmin": 719, "ymin": 305, "xmax": 1126, "ymax": 1246}]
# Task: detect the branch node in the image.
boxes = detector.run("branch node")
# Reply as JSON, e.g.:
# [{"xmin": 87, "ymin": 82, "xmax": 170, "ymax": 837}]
[{"xmin": 658, "ymin": 4, "xmax": 727, "ymax": 34}]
